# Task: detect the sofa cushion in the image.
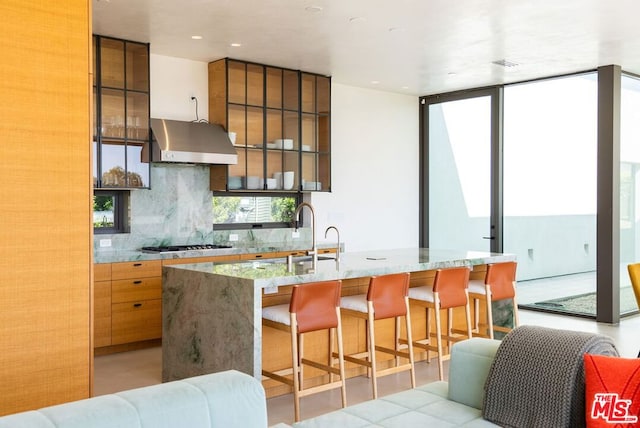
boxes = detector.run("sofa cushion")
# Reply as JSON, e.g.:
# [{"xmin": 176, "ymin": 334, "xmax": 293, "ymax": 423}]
[
  {"xmin": 447, "ymin": 338, "xmax": 500, "ymax": 410},
  {"xmin": 584, "ymin": 354, "xmax": 640, "ymax": 427},
  {"xmin": 293, "ymin": 381, "xmax": 493, "ymax": 428}
]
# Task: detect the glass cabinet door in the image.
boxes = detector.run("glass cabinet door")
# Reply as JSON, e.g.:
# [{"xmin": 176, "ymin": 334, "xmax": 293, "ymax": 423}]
[
  {"xmin": 210, "ymin": 59, "xmax": 330, "ymax": 193},
  {"xmin": 300, "ymin": 73, "xmax": 331, "ymax": 191},
  {"xmin": 94, "ymin": 35, "xmax": 149, "ymax": 189}
]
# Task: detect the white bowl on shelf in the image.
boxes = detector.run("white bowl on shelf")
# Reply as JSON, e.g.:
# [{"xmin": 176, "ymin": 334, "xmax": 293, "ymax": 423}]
[
  {"xmin": 246, "ymin": 176, "xmax": 262, "ymax": 189},
  {"xmin": 283, "ymin": 139, "xmax": 294, "ymax": 150},
  {"xmin": 283, "ymin": 171, "xmax": 295, "ymax": 190},
  {"xmin": 266, "ymin": 178, "xmax": 277, "ymax": 189},
  {"xmin": 303, "ymin": 181, "xmax": 321, "ymax": 191},
  {"xmin": 301, "ymin": 144, "xmax": 311, "ymax": 152}
]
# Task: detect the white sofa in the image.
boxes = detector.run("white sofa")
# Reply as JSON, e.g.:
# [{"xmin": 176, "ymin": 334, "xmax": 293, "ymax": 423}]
[{"xmin": 0, "ymin": 370, "xmax": 269, "ymax": 428}]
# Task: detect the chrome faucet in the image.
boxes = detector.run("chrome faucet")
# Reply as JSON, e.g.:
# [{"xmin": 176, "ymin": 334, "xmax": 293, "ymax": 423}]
[
  {"xmin": 293, "ymin": 202, "xmax": 317, "ymax": 266},
  {"xmin": 324, "ymin": 226, "xmax": 340, "ymax": 263}
]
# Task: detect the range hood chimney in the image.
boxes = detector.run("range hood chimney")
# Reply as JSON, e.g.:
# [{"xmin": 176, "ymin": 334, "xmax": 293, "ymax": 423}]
[{"xmin": 143, "ymin": 118, "xmax": 238, "ymax": 165}]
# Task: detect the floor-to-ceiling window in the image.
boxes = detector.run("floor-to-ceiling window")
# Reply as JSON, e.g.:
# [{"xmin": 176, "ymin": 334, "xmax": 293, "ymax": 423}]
[
  {"xmin": 620, "ymin": 73, "xmax": 640, "ymax": 315},
  {"xmin": 421, "ymin": 68, "xmax": 632, "ymax": 321},
  {"xmin": 503, "ymin": 74, "xmax": 598, "ymax": 316}
]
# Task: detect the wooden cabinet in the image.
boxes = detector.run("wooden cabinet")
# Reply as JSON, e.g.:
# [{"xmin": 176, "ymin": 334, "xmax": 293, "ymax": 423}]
[
  {"xmin": 93, "ymin": 35, "xmax": 150, "ymax": 189},
  {"xmin": 110, "ymin": 260, "xmax": 161, "ymax": 345},
  {"xmin": 95, "ymin": 255, "xmax": 240, "ymax": 351},
  {"xmin": 94, "ymin": 264, "xmax": 112, "ymax": 348},
  {"xmin": 208, "ymin": 59, "xmax": 331, "ymax": 192}
]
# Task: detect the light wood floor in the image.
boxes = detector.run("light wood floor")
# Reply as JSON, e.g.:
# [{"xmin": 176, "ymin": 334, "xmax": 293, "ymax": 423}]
[{"xmin": 94, "ymin": 308, "xmax": 640, "ymax": 426}]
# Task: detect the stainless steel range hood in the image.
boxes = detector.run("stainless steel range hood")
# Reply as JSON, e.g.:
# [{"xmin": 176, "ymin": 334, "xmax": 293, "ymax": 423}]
[{"xmin": 143, "ymin": 118, "xmax": 238, "ymax": 165}]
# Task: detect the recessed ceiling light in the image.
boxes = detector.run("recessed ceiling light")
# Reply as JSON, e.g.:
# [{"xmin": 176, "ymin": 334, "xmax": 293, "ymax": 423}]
[
  {"xmin": 191, "ymin": 35, "xmax": 203, "ymax": 40},
  {"xmin": 230, "ymin": 43, "xmax": 242, "ymax": 47},
  {"xmin": 371, "ymin": 80, "xmax": 380, "ymax": 85},
  {"xmin": 401, "ymin": 86, "xmax": 409, "ymax": 90},
  {"xmin": 305, "ymin": 6, "xmax": 323, "ymax": 13}
]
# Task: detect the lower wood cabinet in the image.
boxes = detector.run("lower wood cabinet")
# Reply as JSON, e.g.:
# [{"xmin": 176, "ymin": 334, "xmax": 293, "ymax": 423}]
[
  {"xmin": 111, "ymin": 299, "xmax": 162, "ymax": 345},
  {"xmin": 94, "ymin": 250, "xmax": 336, "ymax": 351}
]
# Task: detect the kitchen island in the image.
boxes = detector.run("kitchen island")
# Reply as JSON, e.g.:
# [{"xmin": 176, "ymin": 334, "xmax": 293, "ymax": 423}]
[{"xmin": 162, "ymin": 248, "xmax": 516, "ymax": 388}]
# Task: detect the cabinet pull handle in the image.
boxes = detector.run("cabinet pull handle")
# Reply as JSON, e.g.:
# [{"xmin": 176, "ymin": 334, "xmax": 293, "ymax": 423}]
[
  {"xmin": 255, "ymin": 255, "xmax": 262, "ymax": 258},
  {"xmin": 133, "ymin": 280, "xmax": 142, "ymax": 285},
  {"xmin": 133, "ymin": 303, "xmax": 142, "ymax": 308},
  {"xmin": 133, "ymin": 263, "xmax": 142, "ymax": 267}
]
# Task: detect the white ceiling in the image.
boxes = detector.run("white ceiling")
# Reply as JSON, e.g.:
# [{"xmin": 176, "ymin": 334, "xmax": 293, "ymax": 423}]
[{"xmin": 93, "ymin": 0, "xmax": 640, "ymax": 96}]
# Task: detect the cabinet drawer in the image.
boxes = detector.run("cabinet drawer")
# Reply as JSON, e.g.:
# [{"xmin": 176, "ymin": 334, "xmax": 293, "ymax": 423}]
[
  {"xmin": 112, "ymin": 277, "xmax": 161, "ymax": 303},
  {"xmin": 111, "ymin": 260, "xmax": 161, "ymax": 280},
  {"xmin": 111, "ymin": 299, "xmax": 161, "ymax": 345},
  {"xmin": 275, "ymin": 250, "xmax": 306, "ymax": 258},
  {"xmin": 240, "ymin": 252, "xmax": 278, "ymax": 260},
  {"xmin": 94, "ymin": 263, "xmax": 112, "ymax": 281},
  {"xmin": 94, "ymin": 280, "xmax": 112, "ymax": 347}
]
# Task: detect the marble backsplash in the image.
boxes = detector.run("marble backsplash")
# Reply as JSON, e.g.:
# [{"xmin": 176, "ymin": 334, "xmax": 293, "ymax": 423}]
[{"xmin": 93, "ymin": 163, "xmax": 311, "ymax": 254}]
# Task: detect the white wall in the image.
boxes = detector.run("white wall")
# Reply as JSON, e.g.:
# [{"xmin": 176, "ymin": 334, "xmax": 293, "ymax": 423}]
[
  {"xmin": 150, "ymin": 54, "xmax": 209, "ymax": 121},
  {"xmin": 148, "ymin": 56, "xmax": 420, "ymax": 252},
  {"xmin": 311, "ymin": 84, "xmax": 419, "ymax": 252}
]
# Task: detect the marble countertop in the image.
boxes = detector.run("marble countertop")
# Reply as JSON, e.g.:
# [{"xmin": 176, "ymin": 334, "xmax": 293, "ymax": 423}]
[
  {"xmin": 94, "ymin": 241, "xmax": 340, "ymax": 264},
  {"xmin": 163, "ymin": 247, "xmax": 516, "ymax": 289}
]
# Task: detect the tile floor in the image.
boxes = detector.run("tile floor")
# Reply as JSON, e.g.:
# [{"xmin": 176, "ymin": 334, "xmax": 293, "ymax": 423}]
[{"xmin": 94, "ymin": 308, "xmax": 640, "ymax": 426}]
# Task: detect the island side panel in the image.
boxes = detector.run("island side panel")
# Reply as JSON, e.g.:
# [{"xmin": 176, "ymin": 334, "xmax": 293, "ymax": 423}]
[{"xmin": 162, "ymin": 266, "xmax": 261, "ymax": 381}]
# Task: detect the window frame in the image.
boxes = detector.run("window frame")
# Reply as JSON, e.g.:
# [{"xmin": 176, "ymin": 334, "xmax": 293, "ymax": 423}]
[
  {"xmin": 93, "ymin": 190, "xmax": 129, "ymax": 234},
  {"xmin": 212, "ymin": 192, "xmax": 302, "ymax": 230}
]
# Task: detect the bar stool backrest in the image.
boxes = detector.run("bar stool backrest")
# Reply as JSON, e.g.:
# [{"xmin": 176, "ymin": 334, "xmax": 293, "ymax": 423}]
[
  {"xmin": 485, "ymin": 262, "xmax": 517, "ymax": 300},
  {"xmin": 367, "ymin": 272, "xmax": 410, "ymax": 320},
  {"xmin": 290, "ymin": 280, "xmax": 342, "ymax": 334},
  {"xmin": 433, "ymin": 267, "xmax": 470, "ymax": 309}
]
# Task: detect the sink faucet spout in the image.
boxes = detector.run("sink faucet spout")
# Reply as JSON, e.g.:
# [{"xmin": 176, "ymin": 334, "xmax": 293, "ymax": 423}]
[
  {"xmin": 294, "ymin": 202, "xmax": 317, "ymax": 265},
  {"xmin": 324, "ymin": 226, "xmax": 341, "ymax": 262}
]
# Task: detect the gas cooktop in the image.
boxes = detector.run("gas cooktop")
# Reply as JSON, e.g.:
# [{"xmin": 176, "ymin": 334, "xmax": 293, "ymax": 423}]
[{"xmin": 140, "ymin": 244, "xmax": 233, "ymax": 253}]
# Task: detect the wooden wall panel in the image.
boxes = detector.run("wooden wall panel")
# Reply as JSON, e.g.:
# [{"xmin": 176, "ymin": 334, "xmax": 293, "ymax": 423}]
[{"xmin": 0, "ymin": 0, "xmax": 92, "ymax": 415}]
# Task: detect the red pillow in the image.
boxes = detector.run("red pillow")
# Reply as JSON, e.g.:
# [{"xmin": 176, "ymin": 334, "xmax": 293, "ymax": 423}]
[{"xmin": 584, "ymin": 353, "xmax": 640, "ymax": 427}]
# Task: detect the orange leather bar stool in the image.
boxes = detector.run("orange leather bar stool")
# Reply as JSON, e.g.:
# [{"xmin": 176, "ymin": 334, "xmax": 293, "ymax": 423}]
[
  {"xmin": 408, "ymin": 266, "xmax": 472, "ymax": 380},
  {"xmin": 262, "ymin": 280, "xmax": 347, "ymax": 422},
  {"xmin": 467, "ymin": 261, "xmax": 519, "ymax": 339},
  {"xmin": 340, "ymin": 272, "xmax": 415, "ymax": 399}
]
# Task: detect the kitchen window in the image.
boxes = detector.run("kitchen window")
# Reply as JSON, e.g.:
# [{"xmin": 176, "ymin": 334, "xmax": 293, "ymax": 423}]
[
  {"xmin": 213, "ymin": 193, "xmax": 299, "ymax": 229},
  {"xmin": 93, "ymin": 190, "xmax": 129, "ymax": 234}
]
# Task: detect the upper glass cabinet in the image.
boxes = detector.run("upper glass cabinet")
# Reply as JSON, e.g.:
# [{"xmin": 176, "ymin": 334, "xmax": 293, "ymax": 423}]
[
  {"xmin": 208, "ymin": 58, "xmax": 330, "ymax": 192},
  {"xmin": 93, "ymin": 35, "xmax": 150, "ymax": 189}
]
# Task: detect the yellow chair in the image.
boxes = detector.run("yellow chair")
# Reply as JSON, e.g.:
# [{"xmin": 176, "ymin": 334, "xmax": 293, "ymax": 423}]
[
  {"xmin": 627, "ymin": 263, "xmax": 640, "ymax": 310},
  {"xmin": 627, "ymin": 263, "xmax": 640, "ymax": 358}
]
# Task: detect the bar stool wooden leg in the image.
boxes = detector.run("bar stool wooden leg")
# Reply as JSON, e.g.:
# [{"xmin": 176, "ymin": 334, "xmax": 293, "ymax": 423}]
[
  {"xmin": 336, "ymin": 314, "xmax": 347, "ymax": 408},
  {"xmin": 465, "ymin": 292, "xmax": 473, "ymax": 340},
  {"xmin": 485, "ymin": 285, "xmax": 494, "ymax": 339},
  {"xmin": 367, "ymin": 302, "xmax": 378, "ymax": 399},
  {"xmin": 405, "ymin": 301, "xmax": 416, "ymax": 388},
  {"xmin": 425, "ymin": 307, "xmax": 432, "ymax": 363},
  {"xmin": 290, "ymin": 315, "xmax": 301, "ymax": 422},
  {"xmin": 434, "ymin": 295, "xmax": 444, "ymax": 381}
]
